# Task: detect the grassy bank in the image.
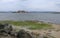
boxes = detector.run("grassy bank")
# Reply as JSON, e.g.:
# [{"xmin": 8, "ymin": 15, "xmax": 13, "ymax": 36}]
[{"xmin": 0, "ymin": 20, "xmax": 53, "ymax": 30}]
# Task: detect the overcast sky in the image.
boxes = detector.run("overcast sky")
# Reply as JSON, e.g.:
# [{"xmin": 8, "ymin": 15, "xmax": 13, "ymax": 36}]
[{"xmin": 0, "ymin": 0, "xmax": 60, "ymax": 11}]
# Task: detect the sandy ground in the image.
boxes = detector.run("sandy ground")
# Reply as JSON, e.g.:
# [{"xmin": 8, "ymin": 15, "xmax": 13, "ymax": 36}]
[
  {"xmin": 31, "ymin": 24, "xmax": 60, "ymax": 38},
  {"xmin": 52, "ymin": 24, "xmax": 60, "ymax": 38}
]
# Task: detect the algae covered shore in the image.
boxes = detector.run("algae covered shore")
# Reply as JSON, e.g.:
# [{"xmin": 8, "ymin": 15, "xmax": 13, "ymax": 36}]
[{"xmin": 0, "ymin": 20, "xmax": 53, "ymax": 30}]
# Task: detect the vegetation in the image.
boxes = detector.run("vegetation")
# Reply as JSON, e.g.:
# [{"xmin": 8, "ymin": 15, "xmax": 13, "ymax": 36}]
[{"xmin": 0, "ymin": 20, "xmax": 53, "ymax": 30}]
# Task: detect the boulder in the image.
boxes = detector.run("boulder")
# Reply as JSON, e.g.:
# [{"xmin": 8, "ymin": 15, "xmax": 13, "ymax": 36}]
[
  {"xmin": 17, "ymin": 29, "xmax": 33, "ymax": 38},
  {"xmin": 0, "ymin": 23, "xmax": 13, "ymax": 35}
]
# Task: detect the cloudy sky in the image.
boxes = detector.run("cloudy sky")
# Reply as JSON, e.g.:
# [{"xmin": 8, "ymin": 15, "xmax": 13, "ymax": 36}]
[{"xmin": 0, "ymin": 0, "xmax": 60, "ymax": 11}]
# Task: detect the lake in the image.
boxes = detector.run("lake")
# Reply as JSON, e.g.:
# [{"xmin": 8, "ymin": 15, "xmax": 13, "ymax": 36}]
[{"xmin": 0, "ymin": 13, "xmax": 60, "ymax": 24}]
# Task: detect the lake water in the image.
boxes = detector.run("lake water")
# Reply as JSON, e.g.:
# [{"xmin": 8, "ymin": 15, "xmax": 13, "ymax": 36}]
[{"xmin": 0, "ymin": 13, "xmax": 60, "ymax": 24}]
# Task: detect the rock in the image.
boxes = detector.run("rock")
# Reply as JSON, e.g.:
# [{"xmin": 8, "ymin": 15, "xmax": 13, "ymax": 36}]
[
  {"xmin": 17, "ymin": 29, "xmax": 33, "ymax": 38},
  {"xmin": 0, "ymin": 23, "xmax": 13, "ymax": 35}
]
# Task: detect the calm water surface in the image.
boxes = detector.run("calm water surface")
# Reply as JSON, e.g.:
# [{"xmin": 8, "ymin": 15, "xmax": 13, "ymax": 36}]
[{"xmin": 0, "ymin": 13, "xmax": 60, "ymax": 24}]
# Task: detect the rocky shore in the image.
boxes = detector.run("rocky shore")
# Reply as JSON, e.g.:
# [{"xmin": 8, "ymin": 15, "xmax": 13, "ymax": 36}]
[{"xmin": 0, "ymin": 23, "xmax": 60, "ymax": 38}]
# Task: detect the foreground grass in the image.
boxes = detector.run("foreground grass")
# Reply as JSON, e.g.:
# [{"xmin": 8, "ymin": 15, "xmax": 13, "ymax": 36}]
[{"xmin": 0, "ymin": 20, "xmax": 53, "ymax": 30}]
